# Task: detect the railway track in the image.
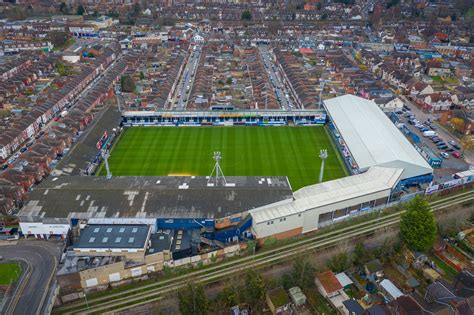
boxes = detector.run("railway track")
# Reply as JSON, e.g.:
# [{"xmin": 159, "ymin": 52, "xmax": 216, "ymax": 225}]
[{"xmin": 55, "ymin": 191, "xmax": 473, "ymax": 314}]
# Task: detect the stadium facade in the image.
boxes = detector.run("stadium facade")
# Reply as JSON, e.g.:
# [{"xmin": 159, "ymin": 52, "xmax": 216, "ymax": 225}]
[{"xmin": 18, "ymin": 95, "xmax": 434, "ymax": 244}]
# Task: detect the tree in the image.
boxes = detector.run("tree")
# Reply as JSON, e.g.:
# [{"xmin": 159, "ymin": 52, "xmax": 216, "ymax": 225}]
[
  {"xmin": 178, "ymin": 283, "xmax": 208, "ymax": 315},
  {"xmin": 290, "ymin": 258, "xmax": 316, "ymax": 289},
  {"xmin": 120, "ymin": 75, "xmax": 136, "ymax": 93},
  {"xmin": 217, "ymin": 284, "xmax": 239, "ymax": 308},
  {"xmin": 226, "ymin": 77, "xmax": 233, "ymax": 85},
  {"xmin": 460, "ymin": 135, "xmax": 474, "ymax": 153},
  {"xmin": 243, "ymin": 270, "xmax": 265, "ymax": 307},
  {"xmin": 353, "ymin": 242, "xmax": 369, "ymax": 267},
  {"xmin": 400, "ymin": 196, "xmax": 437, "ymax": 252},
  {"xmin": 49, "ymin": 31, "xmax": 69, "ymax": 47},
  {"xmin": 133, "ymin": 3, "xmax": 141, "ymax": 16},
  {"xmin": 327, "ymin": 252, "xmax": 351, "ymax": 272},
  {"xmin": 140, "ymin": 71, "xmax": 145, "ymax": 80},
  {"xmin": 55, "ymin": 61, "xmax": 69, "ymax": 76},
  {"xmin": 241, "ymin": 10, "xmax": 252, "ymax": 21},
  {"xmin": 87, "ymin": 52, "xmax": 95, "ymax": 58},
  {"xmin": 450, "ymin": 117, "xmax": 465, "ymax": 132},
  {"xmin": 77, "ymin": 4, "xmax": 85, "ymax": 16},
  {"xmin": 59, "ymin": 2, "xmax": 67, "ymax": 14}
]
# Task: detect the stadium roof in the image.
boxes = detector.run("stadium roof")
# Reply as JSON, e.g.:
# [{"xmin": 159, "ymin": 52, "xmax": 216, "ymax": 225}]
[
  {"xmin": 75, "ymin": 224, "xmax": 150, "ymax": 249},
  {"xmin": 324, "ymin": 94, "xmax": 432, "ymax": 180},
  {"xmin": 250, "ymin": 166, "xmax": 403, "ymax": 224},
  {"xmin": 19, "ymin": 175, "xmax": 293, "ymax": 221}
]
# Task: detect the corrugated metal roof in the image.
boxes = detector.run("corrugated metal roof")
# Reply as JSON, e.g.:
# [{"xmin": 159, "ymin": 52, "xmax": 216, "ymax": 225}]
[{"xmin": 324, "ymin": 94, "xmax": 432, "ymax": 180}]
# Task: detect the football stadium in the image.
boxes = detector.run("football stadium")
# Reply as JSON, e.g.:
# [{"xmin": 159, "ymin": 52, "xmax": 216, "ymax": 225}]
[
  {"xmin": 19, "ymin": 95, "xmax": 434, "ymax": 245},
  {"xmin": 100, "ymin": 126, "xmax": 347, "ymax": 191}
]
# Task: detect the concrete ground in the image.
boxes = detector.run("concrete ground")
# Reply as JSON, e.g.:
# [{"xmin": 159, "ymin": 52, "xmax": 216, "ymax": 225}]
[
  {"xmin": 55, "ymin": 101, "xmax": 122, "ymax": 176},
  {"xmin": 0, "ymin": 240, "xmax": 64, "ymax": 315}
]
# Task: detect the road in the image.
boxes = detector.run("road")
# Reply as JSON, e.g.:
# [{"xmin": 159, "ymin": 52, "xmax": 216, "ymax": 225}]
[
  {"xmin": 258, "ymin": 45, "xmax": 294, "ymax": 111},
  {"xmin": 0, "ymin": 240, "xmax": 63, "ymax": 315},
  {"xmin": 171, "ymin": 45, "xmax": 201, "ymax": 110},
  {"xmin": 55, "ymin": 191, "xmax": 474, "ymax": 314}
]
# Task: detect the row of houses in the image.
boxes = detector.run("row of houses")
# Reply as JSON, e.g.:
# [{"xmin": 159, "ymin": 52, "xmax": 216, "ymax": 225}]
[
  {"xmin": 0, "ymin": 45, "xmax": 138, "ymax": 214},
  {"xmin": 0, "ymin": 42, "xmax": 120, "ymax": 160}
]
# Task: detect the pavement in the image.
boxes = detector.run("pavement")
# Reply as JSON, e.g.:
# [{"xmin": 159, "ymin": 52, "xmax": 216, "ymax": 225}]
[{"xmin": 0, "ymin": 240, "xmax": 63, "ymax": 315}]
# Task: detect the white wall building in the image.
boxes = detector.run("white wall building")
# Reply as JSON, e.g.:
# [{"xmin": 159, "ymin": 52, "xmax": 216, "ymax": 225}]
[
  {"xmin": 20, "ymin": 219, "xmax": 70, "ymax": 239},
  {"xmin": 250, "ymin": 167, "xmax": 403, "ymax": 241}
]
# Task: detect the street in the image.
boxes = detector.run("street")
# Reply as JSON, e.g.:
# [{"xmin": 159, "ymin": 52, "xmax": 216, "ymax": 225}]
[
  {"xmin": 258, "ymin": 45, "xmax": 295, "ymax": 111},
  {"xmin": 0, "ymin": 240, "xmax": 63, "ymax": 315},
  {"xmin": 171, "ymin": 45, "xmax": 202, "ymax": 110}
]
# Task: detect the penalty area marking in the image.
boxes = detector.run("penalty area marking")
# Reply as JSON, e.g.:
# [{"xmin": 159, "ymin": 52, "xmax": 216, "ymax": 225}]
[{"xmin": 167, "ymin": 173, "xmax": 194, "ymax": 176}]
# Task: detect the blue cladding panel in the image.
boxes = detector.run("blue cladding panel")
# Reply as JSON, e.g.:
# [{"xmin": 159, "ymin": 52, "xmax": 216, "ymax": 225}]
[{"xmin": 157, "ymin": 218, "xmax": 214, "ymax": 230}]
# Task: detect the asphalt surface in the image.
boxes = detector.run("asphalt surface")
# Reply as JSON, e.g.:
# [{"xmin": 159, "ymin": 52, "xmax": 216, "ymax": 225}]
[
  {"xmin": 173, "ymin": 45, "xmax": 201, "ymax": 110},
  {"xmin": 0, "ymin": 240, "xmax": 63, "ymax": 315},
  {"xmin": 55, "ymin": 102, "xmax": 121, "ymax": 176},
  {"xmin": 396, "ymin": 112, "xmax": 469, "ymax": 176},
  {"xmin": 399, "ymin": 94, "xmax": 474, "ymax": 164},
  {"xmin": 258, "ymin": 45, "xmax": 295, "ymax": 110}
]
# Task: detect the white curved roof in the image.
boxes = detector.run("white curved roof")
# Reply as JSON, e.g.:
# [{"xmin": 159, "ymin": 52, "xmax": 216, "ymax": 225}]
[{"xmin": 324, "ymin": 94, "xmax": 432, "ymax": 180}]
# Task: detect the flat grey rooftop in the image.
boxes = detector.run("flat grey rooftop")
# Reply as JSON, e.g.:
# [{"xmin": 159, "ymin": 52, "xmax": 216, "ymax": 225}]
[
  {"xmin": 75, "ymin": 224, "xmax": 150, "ymax": 249},
  {"xmin": 19, "ymin": 175, "xmax": 293, "ymax": 221}
]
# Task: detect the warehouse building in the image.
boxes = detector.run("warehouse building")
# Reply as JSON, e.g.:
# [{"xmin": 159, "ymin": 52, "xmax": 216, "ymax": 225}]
[
  {"xmin": 250, "ymin": 166, "xmax": 403, "ymax": 241},
  {"xmin": 324, "ymin": 94, "xmax": 433, "ymax": 187}
]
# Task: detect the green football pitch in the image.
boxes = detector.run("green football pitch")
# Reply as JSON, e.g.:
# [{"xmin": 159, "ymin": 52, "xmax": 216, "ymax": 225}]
[{"xmin": 102, "ymin": 126, "xmax": 347, "ymax": 191}]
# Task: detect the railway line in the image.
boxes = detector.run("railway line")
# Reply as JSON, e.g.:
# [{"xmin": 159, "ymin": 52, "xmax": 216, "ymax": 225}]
[{"xmin": 55, "ymin": 190, "xmax": 474, "ymax": 314}]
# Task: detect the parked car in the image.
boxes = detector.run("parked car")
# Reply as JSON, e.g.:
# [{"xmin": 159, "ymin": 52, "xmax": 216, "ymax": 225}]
[
  {"xmin": 437, "ymin": 142, "xmax": 447, "ymax": 147},
  {"xmin": 438, "ymin": 145, "xmax": 448, "ymax": 150},
  {"xmin": 431, "ymin": 137, "xmax": 441, "ymax": 143},
  {"xmin": 1, "ymin": 164, "xmax": 8, "ymax": 170},
  {"xmin": 453, "ymin": 144, "xmax": 461, "ymax": 150},
  {"xmin": 448, "ymin": 140, "xmax": 456, "ymax": 146},
  {"xmin": 429, "ymin": 125, "xmax": 437, "ymax": 130},
  {"xmin": 446, "ymin": 147, "xmax": 455, "ymax": 152},
  {"xmin": 452, "ymin": 151, "xmax": 461, "ymax": 158},
  {"xmin": 440, "ymin": 152, "xmax": 449, "ymax": 159}
]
